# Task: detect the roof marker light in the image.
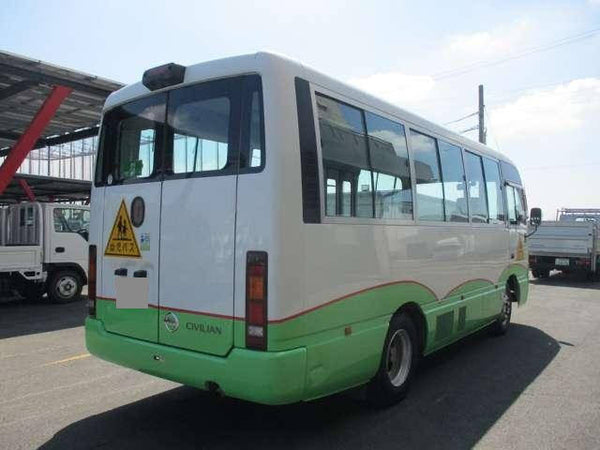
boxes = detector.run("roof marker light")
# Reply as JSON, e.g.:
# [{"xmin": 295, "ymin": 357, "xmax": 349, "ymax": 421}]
[{"xmin": 142, "ymin": 63, "xmax": 186, "ymax": 91}]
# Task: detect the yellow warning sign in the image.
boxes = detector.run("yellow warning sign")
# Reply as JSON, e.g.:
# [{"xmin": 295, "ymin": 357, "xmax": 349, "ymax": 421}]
[{"xmin": 104, "ymin": 200, "xmax": 141, "ymax": 258}]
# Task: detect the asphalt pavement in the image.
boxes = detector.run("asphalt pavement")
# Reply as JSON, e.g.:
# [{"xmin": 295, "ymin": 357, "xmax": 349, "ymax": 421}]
[{"xmin": 1, "ymin": 273, "xmax": 599, "ymax": 449}]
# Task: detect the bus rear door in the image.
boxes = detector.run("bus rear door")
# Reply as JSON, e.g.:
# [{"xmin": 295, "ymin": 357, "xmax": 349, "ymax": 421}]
[
  {"xmin": 98, "ymin": 93, "xmax": 166, "ymax": 343},
  {"xmin": 157, "ymin": 78, "xmax": 243, "ymax": 356}
]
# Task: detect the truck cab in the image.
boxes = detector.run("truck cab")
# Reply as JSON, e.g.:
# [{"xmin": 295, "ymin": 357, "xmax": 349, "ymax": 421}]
[{"xmin": 0, "ymin": 201, "xmax": 89, "ymax": 302}]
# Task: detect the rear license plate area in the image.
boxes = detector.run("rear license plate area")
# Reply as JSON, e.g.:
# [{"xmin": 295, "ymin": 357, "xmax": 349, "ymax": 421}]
[{"xmin": 115, "ymin": 276, "xmax": 149, "ymax": 308}]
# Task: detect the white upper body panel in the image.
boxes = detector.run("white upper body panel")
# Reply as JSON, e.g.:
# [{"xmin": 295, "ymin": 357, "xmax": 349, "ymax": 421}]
[{"xmin": 93, "ymin": 52, "xmax": 523, "ymax": 322}]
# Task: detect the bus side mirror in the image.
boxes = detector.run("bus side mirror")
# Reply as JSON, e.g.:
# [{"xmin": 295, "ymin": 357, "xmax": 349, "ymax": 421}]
[{"xmin": 529, "ymin": 207, "xmax": 542, "ymax": 226}]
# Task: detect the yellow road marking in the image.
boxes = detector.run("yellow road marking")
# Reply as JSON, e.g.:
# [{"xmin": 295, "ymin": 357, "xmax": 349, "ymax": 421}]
[{"xmin": 43, "ymin": 353, "xmax": 91, "ymax": 366}]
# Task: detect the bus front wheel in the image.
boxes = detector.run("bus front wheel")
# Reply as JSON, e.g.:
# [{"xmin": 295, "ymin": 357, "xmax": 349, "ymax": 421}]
[
  {"xmin": 367, "ymin": 314, "xmax": 418, "ymax": 407},
  {"xmin": 490, "ymin": 284, "xmax": 513, "ymax": 336}
]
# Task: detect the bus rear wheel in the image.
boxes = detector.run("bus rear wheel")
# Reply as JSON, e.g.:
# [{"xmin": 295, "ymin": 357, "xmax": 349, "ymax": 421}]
[{"xmin": 367, "ymin": 313, "xmax": 418, "ymax": 407}]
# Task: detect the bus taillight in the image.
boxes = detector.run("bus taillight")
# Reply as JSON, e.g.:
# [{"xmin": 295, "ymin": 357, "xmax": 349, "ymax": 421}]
[
  {"xmin": 246, "ymin": 251, "xmax": 268, "ymax": 350},
  {"xmin": 88, "ymin": 245, "xmax": 97, "ymax": 317}
]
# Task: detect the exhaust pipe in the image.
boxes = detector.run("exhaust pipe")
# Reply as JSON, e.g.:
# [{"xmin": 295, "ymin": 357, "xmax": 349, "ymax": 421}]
[{"xmin": 205, "ymin": 381, "xmax": 223, "ymax": 397}]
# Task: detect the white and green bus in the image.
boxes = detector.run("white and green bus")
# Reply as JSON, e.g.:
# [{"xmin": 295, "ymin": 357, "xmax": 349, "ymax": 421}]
[{"xmin": 86, "ymin": 52, "xmax": 533, "ymax": 406}]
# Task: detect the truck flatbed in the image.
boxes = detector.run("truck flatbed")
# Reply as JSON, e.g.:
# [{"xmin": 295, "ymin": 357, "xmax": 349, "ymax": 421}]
[{"xmin": 528, "ymin": 209, "xmax": 599, "ymax": 279}]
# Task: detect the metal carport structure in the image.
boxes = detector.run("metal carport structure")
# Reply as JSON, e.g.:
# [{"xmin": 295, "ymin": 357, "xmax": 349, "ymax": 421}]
[
  {"xmin": 0, "ymin": 174, "xmax": 91, "ymax": 204},
  {"xmin": 0, "ymin": 50, "xmax": 123, "ymax": 199}
]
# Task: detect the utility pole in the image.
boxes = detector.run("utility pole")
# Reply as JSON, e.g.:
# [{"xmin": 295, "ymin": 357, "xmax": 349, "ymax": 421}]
[{"xmin": 478, "ymin": 84, "xmax": 486, "ymax": 145}]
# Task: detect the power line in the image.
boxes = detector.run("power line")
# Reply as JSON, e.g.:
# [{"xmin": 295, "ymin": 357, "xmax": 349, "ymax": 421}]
[
  {"xmin": 487, "ymin": 77, "xmax": 600, "ymax": 99},
  {"xmin": 443, "ymin": 111, "xmax": 477, "ymax": 125},
  {"xmin": 484, "ymin": 108, "xmax": 501, "ymax": 152},
  {"xmin": 459, "ymin": 125, "xmax": 478, "ymax": 133},
  {"xmin": 432, "ymin": 26, "xmax": 600, "ymax": 81},
  {"xmin": 415, "ymin": 75, "xmax": 599, "ymax": 107},
  {"xmin": 487, "ymin": 83, "xmax": 600, "ymax": 105},
  {"xmin": 443, "ymin": 79, "xmax": 599, "ymax": 125}
]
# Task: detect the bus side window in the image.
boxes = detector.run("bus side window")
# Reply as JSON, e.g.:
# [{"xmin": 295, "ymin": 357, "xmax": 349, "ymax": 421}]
[
  {"xmin": 366, "ymin": 112, "xmax": 413, "ymax": 220},
  {"xmin": 326, "ymin": 170, "xmax": 337, "ymax": 216},
  {"xmin": 411, "ymin": 131, "xmax": 444, "ymax": 222},
  {"xmin": 464, "ymin": 151, "xmax": 489, "ymax": 223},
  {"xmin": 438, "ymin": 140, "xmax": 468, "ymax": 223},
  {"xmin": 245, "ymin": 77, "xmax": 264, "ymax": 169},
  {"xmin": 483, "ymin": 158, "xmax": 505, "ymax": 223},
  {"xmin": 500, "ymin": 161, "xmax": 523, "ymax": 185},
  {"xmin": 514, "ymin": 187, "xmax": 527, "ymax": 224},
  {"xmin": 317, "ymin": 94, "xmax": 373, "ymax": 218},
  {"xmin": 341, "ymin": 179, "xmax": 352, "ymax": 217},
  {"xmin": 506, "ymin": 185, "xmax": 517, "ymax": 224}
]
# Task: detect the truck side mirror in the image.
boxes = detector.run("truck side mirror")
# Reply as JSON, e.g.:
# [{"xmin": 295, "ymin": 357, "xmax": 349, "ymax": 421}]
[{"xmin": 529, "ymin": 207, "xmax": 542, "ymax": 226}]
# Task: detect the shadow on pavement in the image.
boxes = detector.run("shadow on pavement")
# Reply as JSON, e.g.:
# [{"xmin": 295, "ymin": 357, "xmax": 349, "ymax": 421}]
[
  {"xmin": 530, "ymin": 271, "xmax": 600, "ymax": 290},
  {"xmin": 42, "ymin": 324, "xmax": 559, "ymax": 450},
  {"xmin": 0, "ymin": 296, "xmax": 87, "ymax": 339}
]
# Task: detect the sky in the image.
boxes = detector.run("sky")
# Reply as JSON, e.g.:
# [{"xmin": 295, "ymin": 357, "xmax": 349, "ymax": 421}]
[{"xmin": 1, "ymin": 0, "xmax": 599, "ymax": 217}]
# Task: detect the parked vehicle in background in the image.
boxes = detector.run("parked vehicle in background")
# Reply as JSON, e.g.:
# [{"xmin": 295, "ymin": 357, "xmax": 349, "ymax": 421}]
[
  {"xmin": 0, "ymin": 202, "xmax": 89, "ymax": 302},
  {"xmin": 529, "ymin": 208, "xmax": 600, "ymax": 279}
]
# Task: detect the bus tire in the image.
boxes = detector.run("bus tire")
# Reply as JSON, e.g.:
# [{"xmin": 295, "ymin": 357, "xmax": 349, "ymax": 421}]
[
  {"xmin": 367, "ymin": 314, "xmax": 418, "ymax": 407},
  {"xmin": 490, "ymin": 284, "xmax": 512, "ymax": 336},
  {"xmin": 47, "ymin": 270, "xmax": 82, "ymax": 304}
]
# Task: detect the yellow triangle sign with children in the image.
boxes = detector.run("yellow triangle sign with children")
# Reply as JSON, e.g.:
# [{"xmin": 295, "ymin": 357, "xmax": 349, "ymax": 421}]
[{"xmin": 104, "ymin": 200, "xmax": 142, "ymax": 258}]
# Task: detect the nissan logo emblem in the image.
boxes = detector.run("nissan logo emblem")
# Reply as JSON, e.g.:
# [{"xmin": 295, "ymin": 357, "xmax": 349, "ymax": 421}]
[{"xmin": 164, "ymin": 312, "xmax": 179, "ymax": 333}]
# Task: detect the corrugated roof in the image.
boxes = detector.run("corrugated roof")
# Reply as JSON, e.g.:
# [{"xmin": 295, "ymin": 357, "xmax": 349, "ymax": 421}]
[
  {"xmin": 0, "ymin": 174, "xmax": 91, "ymax": 203},
  {"xmin": 0, "ymin": 50, "xmax": 123, "ymax": 151}
]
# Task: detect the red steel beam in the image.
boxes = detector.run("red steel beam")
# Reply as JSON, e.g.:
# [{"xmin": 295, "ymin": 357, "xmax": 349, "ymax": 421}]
[
  {"xmin": 0, "ymin": 85, "xmax": 72, "ymax": 195},
  {"xmin": 18, "ymin": 178, "xmax": 36, "ymax": 201}
]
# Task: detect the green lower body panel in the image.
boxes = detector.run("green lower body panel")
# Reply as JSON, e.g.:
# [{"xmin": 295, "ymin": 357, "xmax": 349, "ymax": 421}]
[
  {"xmin": 88, "ymin": 264, "xmax": 530, "ymax": 405},
  {"xmin": 86, "ymin": 317, "xmax": 307, "ymax": 405}
]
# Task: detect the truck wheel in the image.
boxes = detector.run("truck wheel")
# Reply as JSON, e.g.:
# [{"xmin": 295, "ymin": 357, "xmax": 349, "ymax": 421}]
[
  {"xmin": 539, "ymin": 269, "xmax": 550, "ymax": 279},
  {"xmin": 490, "ymin": 285, "xmax": 513, "ymax": 336},
  {"xmin": 366, "ymin": 314, "xmax": 419, "ymax": 407},
  {"xmin": 48, "ymin": 270, "xmax": 82, "ymax": 304},
  {"xmin": 531, "ymin": 270, "xmax": 540, "ymax": 278}
]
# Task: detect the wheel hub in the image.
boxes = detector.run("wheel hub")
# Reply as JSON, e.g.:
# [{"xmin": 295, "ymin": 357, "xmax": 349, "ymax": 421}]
[
  {"xmin": 386, "ymin": 329, "xmax": 412, "ymax": 387},
  {"xmin": 57, "ymin": 276, "xmax": 76, "ymax": 298},
  {"xmin": 501, "ymin": 291, "xmax": 512, "ymax": 326}
]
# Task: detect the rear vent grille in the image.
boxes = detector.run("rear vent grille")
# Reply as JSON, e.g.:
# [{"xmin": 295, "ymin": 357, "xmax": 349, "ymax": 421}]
[
  {"xmin": 435, "ymin": 311, "xmax": 454, "ymax": 341},
  {"xmin": 457, "ymin": 307, "xmax": 467, "ymax": 331}
]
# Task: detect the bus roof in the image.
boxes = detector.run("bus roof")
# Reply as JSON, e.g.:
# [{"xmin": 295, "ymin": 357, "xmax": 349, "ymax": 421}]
[{"xmin": 104, "ymin": 51, "xmax": 516, "ymax": 167}]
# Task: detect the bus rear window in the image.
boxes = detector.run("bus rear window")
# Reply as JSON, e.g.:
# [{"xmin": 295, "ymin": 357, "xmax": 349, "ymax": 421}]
[
  {"xmin": 95, "ymin": 75, "xmax": 264, "ymax": 185},
  {"xmin": 171, "ymin": 97, "xmax": 230, "ymax": 173},
  {"xmin": 96, "ymin": 94, "xmax": 166, "ymax": 184}
]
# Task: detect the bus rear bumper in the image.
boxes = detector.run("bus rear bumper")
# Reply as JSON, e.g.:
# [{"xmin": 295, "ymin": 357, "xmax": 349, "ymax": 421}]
[{"xmin": 85, "ymin": 317, "xmax": 307, "ymax": 405}]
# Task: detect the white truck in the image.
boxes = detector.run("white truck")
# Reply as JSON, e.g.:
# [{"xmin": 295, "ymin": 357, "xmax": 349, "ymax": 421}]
[
  {"xmin": 528, "ymin": 208, "xmax": 600, "ymax": 280},
  {"xmin": 0, "ymin": 202, "xmax": 89, "ymax": 302}
]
